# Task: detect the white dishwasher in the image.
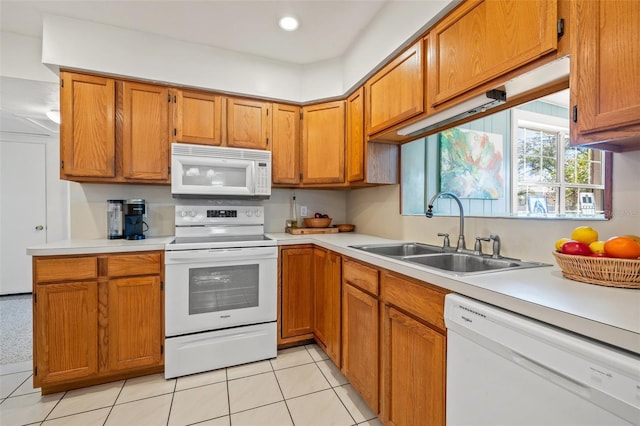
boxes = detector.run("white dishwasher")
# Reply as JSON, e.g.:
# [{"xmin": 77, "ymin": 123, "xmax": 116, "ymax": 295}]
[{"xmin": 444, "ymin": 294, "xmax": 640, "ymax": 426}]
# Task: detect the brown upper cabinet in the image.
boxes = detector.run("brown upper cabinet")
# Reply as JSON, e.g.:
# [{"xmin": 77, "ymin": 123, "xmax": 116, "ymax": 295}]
[
  {"xmin": 428, "ymin": 0, "xmax": 558, "ymax": 108},
  {"xmin": 172, "ymin": 90, "xmax": 223, "ymax": 146},
  {"xmin": 365, "ymin": 40, "xmax": 424, "ymax": 136},
  {"xmin": 570, "ymin": 0, "xmax": 640, "ymax": 151},
  {"xmin": 60, "ymin": 72, "xmax": 116, "ymax": 179},
  {"xmin": 301, "ymin": 101, "xmax": 346, "ymax": 185},
  {"xmin": 119, "ymin": 81, "xmax": 170, "ymax": 182},
  {"xmin": 347, "ymin": 88, "xmax": 399, "ymax": 186},
  {"xmin": 272, "ymin": 103, "xmax": 301, "ymax": 185},
  {"xmin": 226, "ymin": 98, "xmax": 271, "ymax": 150}
]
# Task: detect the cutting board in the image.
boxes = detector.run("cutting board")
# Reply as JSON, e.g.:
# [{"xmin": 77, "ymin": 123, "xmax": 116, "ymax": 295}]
[{"xmin": 286, "ymin": 227, "xmax": 339, "ymax": 235}]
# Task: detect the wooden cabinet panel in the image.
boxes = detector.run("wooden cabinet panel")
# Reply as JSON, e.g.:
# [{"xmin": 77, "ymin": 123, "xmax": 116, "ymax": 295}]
[
  {"xmin": 106, "ymin": 253, "xmax": 161, "ymax": 277},
  {"xmin": 301, "ymin": 101, "xmax": 345, "ymax": 184},
  {"xmin": 60, "ymin": 72, "xmax": 115, "ymax": 178},
  {"xmin": 120, "ymin": 81, "xmax": 170, "ymax": 181},
  {"xmin": 173, "ymin": 90, "xmax": 223, "ymax": 146},
  {"xmin": 429, "ymin": 0, "xmax": 557, "ymax": 106},
  {"xmin": 570, "ymin": 0, "xmax": 640, "ymax": 150},
  {"xmin": 227, "ymin": 98, "xmax": 271, "ymax": 150},
  {"xmin": 347, "ymin": 88, "xmax": 365, "ymax": 182},
  {"xmin": 280, "ymin": 247, "xmax": 314, "ymax": 339},
  {"xmin": 272, "ymin": 103, "xmax": 300, "ymax": 184},
  {"xmin": 342, "ymin": 282, "xmax": 379, "ymax": 413},
  {"xmin": 382, "ymin": 307, "xmax": 445, "ymax": 426},
  {"xmin": 343, "ymin": 258, "xmax": 379, "ymax": 295},
  {"xmin": 34, "ymin": 257, "xmax": 97, "ymax": 283},
  {"xmin": 365, "ymin": 41, "xmax": 423, "ymax": 135},
  {"xmin": 382, "ymin": 272, "xmax": 447, "ymax": 331},
  {"xmin": 313, "ymin": 248, "xmax": 341, "ymax": 366},
  {"xmin": 35, "ymin": 281, "xmax": 99, "ymax": 386},
  {"xmin": 108, "ymin": 276, "xmax": 162, "ymax": 371}
]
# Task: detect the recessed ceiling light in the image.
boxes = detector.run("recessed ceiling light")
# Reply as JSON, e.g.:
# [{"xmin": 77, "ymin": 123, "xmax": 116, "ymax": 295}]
[{"xmin": 279, "ymin": 16, "xmax": 299, "ymax": 31}]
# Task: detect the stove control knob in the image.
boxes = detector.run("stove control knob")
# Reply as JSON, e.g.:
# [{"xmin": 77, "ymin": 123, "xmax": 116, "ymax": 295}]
[
  {"xmin": 189, "ymin": 210, "xmax": 197, "ymax": 218},
  {"xmin": 246, "ymin": 210, "xmax": 253, "ymax": 217},
  {"xmin": 255, "ymin": 210, "xmax": 262, "ymax": 217},
  {"xmin": 179, "ymin": 210, "xmax": 188, "ymax": 217}
]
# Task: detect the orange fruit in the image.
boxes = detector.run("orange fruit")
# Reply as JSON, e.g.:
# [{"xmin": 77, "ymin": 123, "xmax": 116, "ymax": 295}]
[
  {"xmin": 570, "ymin": 226, "xmax": 599, "ymax": 245},
  {"xmin": 603, "ymin": 236, "xmax": 640, "ymax": 259}
]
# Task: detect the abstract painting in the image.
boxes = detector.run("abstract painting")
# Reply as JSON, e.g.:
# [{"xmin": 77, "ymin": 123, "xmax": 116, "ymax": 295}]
[{"xmin": 439, "ymin": 128, "xmax": 504, "ymax": 199}]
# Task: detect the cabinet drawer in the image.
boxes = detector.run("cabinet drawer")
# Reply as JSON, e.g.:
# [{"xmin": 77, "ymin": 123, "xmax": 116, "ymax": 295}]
[
  {"xmin": 35, "ymin": 257, "xmax": 98, "ymax": 283},
  {"xmin": 106, "ymin": 252, "xmax": 161, "ymax": 277},
  {"xmin": 381, "ymin": 272, "xmax": 448, "ymax": 330},
  {"xmin": 343, "ymin": 258, "xmax": 379, "ymax": 295}
]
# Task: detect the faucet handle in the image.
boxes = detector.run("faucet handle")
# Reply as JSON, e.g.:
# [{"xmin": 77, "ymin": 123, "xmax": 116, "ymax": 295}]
[
  {"xmin": 474, "ymin": 237, "xmax": 491, "ymax": 255},
  {"xmin": 437, "ymin": 232, "xmax": 450, "ymax": 249},
  {"xmin": 489, "ymin": 234, "xmax": 501, "ymax": 258}
]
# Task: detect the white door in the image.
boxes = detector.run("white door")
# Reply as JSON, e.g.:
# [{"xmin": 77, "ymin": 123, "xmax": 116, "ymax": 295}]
[{"xmin": 0, "ymin": 141, "xmax": 47, "ymax": 295}]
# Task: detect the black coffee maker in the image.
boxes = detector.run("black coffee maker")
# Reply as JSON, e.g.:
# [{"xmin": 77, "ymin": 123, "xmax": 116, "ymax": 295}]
[{"xmin": 124, "ymin": 199, "xmax": 147, "ymax": 240}]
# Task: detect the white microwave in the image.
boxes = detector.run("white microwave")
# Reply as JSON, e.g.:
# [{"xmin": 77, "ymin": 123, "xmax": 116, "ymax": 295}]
[{"xmin": 171, "ymin": 143, "xmax": 271, "ymax": 198}]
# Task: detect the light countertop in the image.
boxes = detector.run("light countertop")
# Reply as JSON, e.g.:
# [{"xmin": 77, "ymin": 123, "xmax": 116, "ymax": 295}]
[
  {"xmin": 28, "ymin": 232, "xmax": 640, "ymax": 354},
  {"xmin": 26, "ymin": 236, "xmax": 175, "ymax": 256}
]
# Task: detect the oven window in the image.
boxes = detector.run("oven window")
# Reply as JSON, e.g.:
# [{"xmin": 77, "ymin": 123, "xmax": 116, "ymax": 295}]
[
  {"xmin": 189, "ymin": 264, "xmax": 259, "ymax": 314},
  {"xmin": 182, "ymin": 163, "xmax": 247, "ymax": 188}
]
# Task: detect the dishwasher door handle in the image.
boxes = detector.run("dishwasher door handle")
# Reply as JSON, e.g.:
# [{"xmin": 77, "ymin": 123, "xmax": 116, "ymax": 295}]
[{"xmin": 512, "ymin": 352, "xmax": 591, "ymax": 399}]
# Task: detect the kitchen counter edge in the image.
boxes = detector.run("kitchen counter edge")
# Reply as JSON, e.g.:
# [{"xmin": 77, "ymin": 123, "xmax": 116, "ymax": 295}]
[{"xmin": 269, "ymin": 232, "xmax": 640, "ymax": 355}]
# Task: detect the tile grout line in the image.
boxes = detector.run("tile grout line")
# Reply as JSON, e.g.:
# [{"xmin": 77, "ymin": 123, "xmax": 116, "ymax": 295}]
[{"xmin": 166, "ymin": 374, "xmax": 178, "ymax": 426}]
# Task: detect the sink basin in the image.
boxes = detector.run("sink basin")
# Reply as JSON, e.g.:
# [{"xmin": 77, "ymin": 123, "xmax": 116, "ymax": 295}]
[
  {"xmin": 401, "ymin": 253, "xmax": 547, "ymax": 276},
  {"xmin": 350, "ymin": 242, "xmax": 444, "ymax": 257}
]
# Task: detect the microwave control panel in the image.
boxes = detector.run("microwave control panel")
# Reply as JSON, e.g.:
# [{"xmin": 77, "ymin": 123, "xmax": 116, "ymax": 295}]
[{"xmin": 255, "ymin": 162, "xmax": 271, "ymax": 195}]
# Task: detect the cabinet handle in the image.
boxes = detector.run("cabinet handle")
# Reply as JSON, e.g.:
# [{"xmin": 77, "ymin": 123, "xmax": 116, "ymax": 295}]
[
  {"xmin": 35, "ymin": 225, "xmax": 44, "ymax": 231},
  {"xmin": 572, "ymin": 105, "xmax": 578, "ymax": 123}
]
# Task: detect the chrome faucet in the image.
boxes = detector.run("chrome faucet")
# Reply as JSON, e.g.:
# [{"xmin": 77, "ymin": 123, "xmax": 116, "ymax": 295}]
[
  {"xmin": 426, "ymin": 191, "xmax": 466, "ymax": 251},
  {"xmin": 490, "ymin": 234, "xmax": 501, "ymax": 258}
]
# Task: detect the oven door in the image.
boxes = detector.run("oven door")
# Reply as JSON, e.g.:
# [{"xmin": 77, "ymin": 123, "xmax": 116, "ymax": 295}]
[
  {"xmin": 165, "ymin": 247, "xmax": 277, "ymax": 337},
  {"xmin": 171, "ymin": 154, "xmax": 255, "ymax": 197}
]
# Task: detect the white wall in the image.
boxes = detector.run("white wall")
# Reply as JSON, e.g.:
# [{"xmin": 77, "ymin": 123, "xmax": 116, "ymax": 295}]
[
  {"xmin": 347, "ymin": 150, "xmax": 640, "ymax": 264},
  {"xmin": 0, "ymin": 32, "xmax": 58, "ymax": 83},
  {"xmin": 40, "ymin": 1, "xmax": 456, "ymax": 102}
]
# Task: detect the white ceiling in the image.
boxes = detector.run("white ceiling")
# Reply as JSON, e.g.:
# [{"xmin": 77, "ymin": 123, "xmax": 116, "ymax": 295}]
[
  {"xmin": 0, "ymin": 0, "xmax": 393, "ymax": 135},
  {"xmin": 0, "ymin": 0, "xmax": 389, "ymax": 65}
]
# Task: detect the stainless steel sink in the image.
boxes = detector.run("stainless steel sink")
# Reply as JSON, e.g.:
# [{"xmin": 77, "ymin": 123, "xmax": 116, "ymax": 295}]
[
  {"xmin": 350, "ymin": 242, "xmax": 548, "ymax": 276},
  {"xmin": 401, "ymin": 252, "xmax": 548, "ymax": 275},
  {"xmin": 350, "ymin": 242, "xmax": 444, "ymax": 257}
]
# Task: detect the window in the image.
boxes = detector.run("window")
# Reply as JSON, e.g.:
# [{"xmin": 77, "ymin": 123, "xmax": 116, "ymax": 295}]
[
  {"xmin": 401, "ymin": 90, "xmax": 611, "ymax": 219},
  {"xmin": 512, "ymin": 109, "xmax": 605, "ymax": 216}
]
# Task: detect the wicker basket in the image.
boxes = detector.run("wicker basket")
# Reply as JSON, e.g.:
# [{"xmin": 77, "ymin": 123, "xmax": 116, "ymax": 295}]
[
  {"xmin": 303, "ymin": 217, "xmax": 332, "ymax": 228},
  {"xmin": 552, "ymin": 251, "xmax": 640, "ymax": 289}
]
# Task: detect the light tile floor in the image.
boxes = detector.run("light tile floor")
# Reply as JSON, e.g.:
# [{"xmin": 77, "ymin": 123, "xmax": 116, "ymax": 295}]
[{"xmin": 0, "ymin": 344, "xmax": 382, "ymax": 426}]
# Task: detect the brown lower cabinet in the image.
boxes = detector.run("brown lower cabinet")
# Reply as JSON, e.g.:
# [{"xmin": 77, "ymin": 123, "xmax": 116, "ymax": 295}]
[
  {"xmin": 32, "ymin": 251, "xmax": 164, "ymax": 394},
  {"xmin": 279, "ymin": 252, "xmax": 449, "ymax": 425}
]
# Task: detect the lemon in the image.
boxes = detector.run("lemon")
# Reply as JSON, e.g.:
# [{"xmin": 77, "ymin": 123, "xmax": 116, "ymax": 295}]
[
  {"xmin": 555, "ymin": 238, "xmax": 571, "ymax": 251},
  {"xmin": 570, "ymin": 226, "xmax": 599, "ymax": 245},
  {"xmin": 589, "ymin": 240, "xmax": 606, "ymax": 254}
]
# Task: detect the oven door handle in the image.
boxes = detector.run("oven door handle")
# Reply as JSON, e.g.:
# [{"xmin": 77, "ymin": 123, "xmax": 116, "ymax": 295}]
[{"xmin": 165, "ymin": 247, "xmax": 277, "ymax": 263}]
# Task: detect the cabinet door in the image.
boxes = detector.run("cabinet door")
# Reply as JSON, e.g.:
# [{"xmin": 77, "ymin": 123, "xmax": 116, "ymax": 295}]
[
  {"xmin": 365, "ymin": 41, "xmax": 423, "ymax": 135},
  {"xmin": 347, "ymin": 88, "xmax": 365, "ymax": 182},
  {"xmin": 280, "ymin": 247, "xmax": 314, "ymax": 339},
  {"xmin": 382, "ymin": 307, "xmax": 445, "ymax": 426},
  {"xmin": 60, "ymin": 72, "xmax": 115, "ymax": 178},
  {"xmin": 227, "ymin": 98, "xmax": 271, "ymax": 150},
  {"xmin": 272, "ymin": 103, "xmax": 300, "ymax": 184},
  {"xmin": 107, "ymin": 276, "xmax": 162, "ymax": 371},
  {"xmin": 313, "ymin": 249, "xmax": 341, "ymax": 366},
  {"xmin": 571, "ymin": 0, "xmax": 640, "ymax": 147},
  {"xmin": 120, "ymin": 81, "xmax": 170, "ymax": 181},
  {"xmin": 35, "ymin": 282, "xmax": 98, "ymax": 386},
  {"xmin": 429, "ymin": 0, "xmax": 557, "ymax": 106},
  {"xmin": 173, "ymin": 90, "xmax": 223, "ymax": 145},
  {"xmin": 301, "ymin": 101, "xmax": 345, "ymax": 184},
  {"xmin": 342, "ymin": 283, "xmax": 379, "ymax": 413}
]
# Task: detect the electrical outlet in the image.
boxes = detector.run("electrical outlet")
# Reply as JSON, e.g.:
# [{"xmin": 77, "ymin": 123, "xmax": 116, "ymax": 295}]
[{"xmin": 300, "ymin": 205, "xmax": 308, "ymax": 217}]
